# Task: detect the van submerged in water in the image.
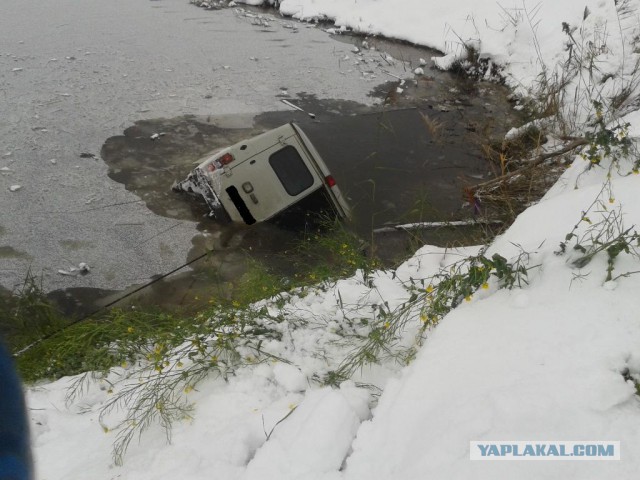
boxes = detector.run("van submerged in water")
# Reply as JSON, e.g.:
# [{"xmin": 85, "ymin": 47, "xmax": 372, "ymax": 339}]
[{"xmin": 173, "ymin": 122, "xmax": 351, "ymax": 226}]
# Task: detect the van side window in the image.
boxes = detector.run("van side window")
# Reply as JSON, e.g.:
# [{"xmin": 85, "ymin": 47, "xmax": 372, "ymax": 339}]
[{"xmin": 269, "ymin": 146, "xmax": 314, "ymax": 196}]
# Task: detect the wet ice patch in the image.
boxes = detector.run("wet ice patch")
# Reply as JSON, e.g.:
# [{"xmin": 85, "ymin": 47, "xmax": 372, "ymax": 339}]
[{"xmin": 57, "ymin": 262, "xmax": 90, "ymax": 276}]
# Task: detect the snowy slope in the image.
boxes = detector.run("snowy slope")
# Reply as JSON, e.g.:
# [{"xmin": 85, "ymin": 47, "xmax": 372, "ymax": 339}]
[
  {"xmin": 345, "ymin": 162, "xmax": 640, "ymax": 479},
  {"xmin": 28, "ymin": 245, "xmax": 480, "ymax": 480},
  {"xmin": 29, "ymin": 158, "xmax": 640, "ymax": 480}
]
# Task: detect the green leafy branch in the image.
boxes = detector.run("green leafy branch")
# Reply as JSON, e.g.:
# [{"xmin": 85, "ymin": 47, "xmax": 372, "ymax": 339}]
[
  {"xmin": 559, "ymin": 200, "xmax": 639, "ymax": 281},
  {"xmin": 66, "ymin": 305, "xmax": 288, "ymax": 465},
  {"xmin": 327, "ymin": 249, "xmax": 538, "ymax": 382}
]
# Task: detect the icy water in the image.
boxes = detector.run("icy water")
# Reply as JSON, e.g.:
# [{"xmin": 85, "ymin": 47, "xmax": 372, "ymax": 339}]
[
  {"xmin": 88, "ymin": 60, "xmax": 521, "ymax": 315},
  {"xmin": 1, "ymin": 0, "xmax": 418, "ymax": 299},
  {"xmin": 0, "ymin": 1, "xmax": 523, "ymax": 317},
  {"xmin": 102, "ymin": 101, "xmax": 500, "ymax": 232}
]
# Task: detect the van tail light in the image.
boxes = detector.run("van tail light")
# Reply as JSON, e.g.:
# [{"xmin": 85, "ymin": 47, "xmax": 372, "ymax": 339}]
[
  {"xmin": 219, "ymin": 153, "xmax": 234, "ymax": 165},
  {"xmin": 325, "ymin": 175, "xmax": 336, "ymax": 188}
]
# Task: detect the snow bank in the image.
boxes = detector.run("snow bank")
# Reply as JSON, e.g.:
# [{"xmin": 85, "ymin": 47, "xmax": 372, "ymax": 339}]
[
  {"xmin": 238, "ymin": 0, "xmax": 636, "ymax": 112},
  {"xmin": 246, "ymin": 385, "xmax": 369, "ymax": 480},
  {"xmin": 28, "ymin": 243, "xmax": 476, "ymax": 479},
  {"xmin": 345, "ymin": 158, "xmax": 640, "ymax": 479},
  {"xmin": 30, "ymin": 147, "xmax": 640, "ymax": 479}
]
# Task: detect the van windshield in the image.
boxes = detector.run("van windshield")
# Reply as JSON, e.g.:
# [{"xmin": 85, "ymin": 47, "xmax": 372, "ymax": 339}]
[{"xmin": 269, "ymin": 145, "xmax": 314, "ymax": 196}]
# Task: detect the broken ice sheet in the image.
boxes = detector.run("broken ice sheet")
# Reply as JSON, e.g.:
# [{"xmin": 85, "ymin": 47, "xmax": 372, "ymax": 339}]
[{"xmin": 57, "ymin": 263, "xmax": 90, "ymax": 276}]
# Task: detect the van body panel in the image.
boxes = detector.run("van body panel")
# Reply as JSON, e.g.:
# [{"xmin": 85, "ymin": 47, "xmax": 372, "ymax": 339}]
[
  {"xmin": 174, "ymin": 123, "xmax": 351, "ymax": 225},
  {"xmin": 222, "ymin": 134, "xmax": 323, "ymax": 222}
]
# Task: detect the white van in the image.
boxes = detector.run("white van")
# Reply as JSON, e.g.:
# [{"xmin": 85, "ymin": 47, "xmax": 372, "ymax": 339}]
[{"xmin": 173, "ymin": 123, "xmax": 351, "ymax": 225}]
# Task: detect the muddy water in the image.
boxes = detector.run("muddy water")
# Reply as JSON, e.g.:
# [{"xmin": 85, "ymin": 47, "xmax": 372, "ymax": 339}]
[
  {"xmin": 89, "ymin": 104, "xmax": 520, "ymax": 314},
  {"xmin": 102, "ymin": 93, "xmax": 518, "ymax": 233},
  {"xmin": 51, "ymin": 35, "xmax": 524, "ymax": 316}
]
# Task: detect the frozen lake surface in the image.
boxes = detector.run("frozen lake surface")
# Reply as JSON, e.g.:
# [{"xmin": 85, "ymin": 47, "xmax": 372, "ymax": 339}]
[{"xmin": 0, "ymin": 0, "xmax": 413, "ymax": 294}]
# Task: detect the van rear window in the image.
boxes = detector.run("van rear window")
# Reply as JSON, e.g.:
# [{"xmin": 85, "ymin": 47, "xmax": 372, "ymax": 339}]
[{"xmin": 269, "ymin": 146, "xmax": 314, "ymax": 196}]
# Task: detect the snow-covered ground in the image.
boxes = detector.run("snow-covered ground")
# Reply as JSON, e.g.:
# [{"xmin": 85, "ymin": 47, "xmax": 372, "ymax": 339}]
[{"xmin": 26, "ymin": 1, "xmax": 640, "ymax": 479}]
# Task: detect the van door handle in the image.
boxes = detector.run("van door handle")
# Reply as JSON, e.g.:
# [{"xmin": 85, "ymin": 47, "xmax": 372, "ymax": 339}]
[{"xmin": 242, "ymin": 182, "xmax": 259, "ymax": 204}]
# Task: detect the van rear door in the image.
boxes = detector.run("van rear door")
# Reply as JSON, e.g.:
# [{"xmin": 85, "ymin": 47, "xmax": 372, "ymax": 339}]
[{"xmin": 223, "ymin": 131, "xmax": 323, "ymax": 223}]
